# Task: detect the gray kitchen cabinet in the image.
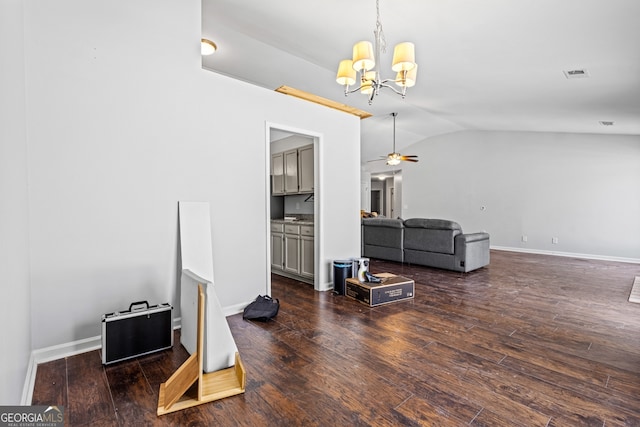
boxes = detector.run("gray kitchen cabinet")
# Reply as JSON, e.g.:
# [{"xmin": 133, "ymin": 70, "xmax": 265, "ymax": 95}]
[
  {"xmin": 270, "ymin": 222, "xmax": 284, "ymax": 270},
  {"xmin": 300, "ymin": 225, "xmax": 314, "ymax": 278},
  {"xmin": 271, "ymin": 145, "xmax": 314, "ymax": 196},
  {"xmin": 284, "ymin": 149, "xmax": 299, "ymax": 194},
  {"xmin": 283, "ymin": 223, "xmax": 300, "ymax": 274},
  {"xmin": 271, "ymin": 221, "xmax": 314, "ymax": 284},
  {"xmin": 271, "ymin": 152, "xmax": 284, "ymax": 195},
  {"xmin": 298, "ymin": 144, "xmax": 314, "ymax": 194}
]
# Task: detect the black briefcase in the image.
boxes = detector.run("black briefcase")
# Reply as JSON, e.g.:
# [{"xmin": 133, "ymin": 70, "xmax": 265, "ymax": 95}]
[{"xmin": 101, "ymin": 300, "xmax": 173, "ymax": 365}]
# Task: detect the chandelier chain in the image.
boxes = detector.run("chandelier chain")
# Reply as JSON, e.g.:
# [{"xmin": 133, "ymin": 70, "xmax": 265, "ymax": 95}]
[{"xmin": 375, "ymin": 0, "xmax": 387, "ymax": 54}]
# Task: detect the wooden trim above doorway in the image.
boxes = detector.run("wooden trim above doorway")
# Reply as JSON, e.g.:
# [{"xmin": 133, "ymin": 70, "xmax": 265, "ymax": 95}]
[{"xmin": 275, "ymin": 86, "xmax": 372, "ymax": 119}]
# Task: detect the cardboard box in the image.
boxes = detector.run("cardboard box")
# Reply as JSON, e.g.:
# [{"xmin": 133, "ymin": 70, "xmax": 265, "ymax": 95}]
[{"xmin": 345, "ymin": 273, "xmax": 414, "ymax": 307}]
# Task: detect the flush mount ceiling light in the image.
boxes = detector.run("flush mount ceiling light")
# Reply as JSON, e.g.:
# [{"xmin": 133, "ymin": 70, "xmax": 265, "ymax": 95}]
[
  {"xmin": 201, "ymin": 39, "xmax": 217, "ymax": 55},
  {"xmin": 335, "ymin": 0, "xmax": 418, "ymax": 105}
]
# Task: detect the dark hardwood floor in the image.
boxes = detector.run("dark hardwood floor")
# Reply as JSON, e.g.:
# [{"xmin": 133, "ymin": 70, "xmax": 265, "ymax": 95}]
[{"xmin": 32, "ymin": 250, "xmax": 640, "ymax": 426}]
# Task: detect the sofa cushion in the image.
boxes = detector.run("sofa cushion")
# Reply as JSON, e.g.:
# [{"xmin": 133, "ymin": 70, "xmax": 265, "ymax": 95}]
[
  {"xmin": 362, "ymin": 218, "xmax": 404, "ymax": 228},
  {"xmin": 363, "ymin": 244, "xmax": 404, "ymax": 263},
  {"xmin": 362, "ymin": 218, "xmax": 403, "ymax": 249},
  {"xmin": 404, "ymin": 228, "xmax": 460, "ymax": 254},
  {"xmin": 403, "ymin": 219, "xmax": 462, "ymax": 255},
  {"xmin": 403, "ymin": 218, "xmax": 461, "ymax": 231}
]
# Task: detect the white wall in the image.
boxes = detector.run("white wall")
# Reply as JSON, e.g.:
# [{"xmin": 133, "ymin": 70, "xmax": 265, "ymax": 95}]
[
  {"xmin": 0, "ymin": 0, "xmax": 32, "ymax": 405},
  {"xmin": 361, "ymin": 171, "xmax": 371, "ymax": 212},
  {"xmin": 20, "ymin": 0, "xmax": 361, "ymax": 352},
  {"xmin": 393, "ymin": 173, "xmax": 403, "ymax": 219},
  {"xmin": 403, "ymin": 130, "xmax": 640, "ymax": 260},
  {"xmin": 271, "ymin": 134, "xmax": 313, "ymax": 153}
]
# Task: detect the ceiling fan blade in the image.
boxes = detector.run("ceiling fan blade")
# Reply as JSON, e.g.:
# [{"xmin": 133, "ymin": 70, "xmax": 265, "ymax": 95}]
[
  {"xmin": 402, "ymin": 155, "xmax": 418, "ymax": 158},
  {"xmin": 367, "ymin": 158, "xmax": 386, "ymax": 163},
  {"xmin": 402, "ymin": 158, "xmax": 419, "ymax": 162}
]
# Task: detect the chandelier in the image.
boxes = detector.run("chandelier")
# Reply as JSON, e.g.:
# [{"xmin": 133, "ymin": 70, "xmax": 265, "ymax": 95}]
[{"xmin": 335, "ymin": 0, "xmax": 418, "ymax": 105}]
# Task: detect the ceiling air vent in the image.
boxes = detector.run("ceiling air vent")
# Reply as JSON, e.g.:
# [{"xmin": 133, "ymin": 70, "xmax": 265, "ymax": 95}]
[
  {"xmin": 599, "ymin": 121, "xmax": 614, "ymax": 126},
  {"xmin": 563, "ymin": 69, "xmax": 590, "ymax": 79}
]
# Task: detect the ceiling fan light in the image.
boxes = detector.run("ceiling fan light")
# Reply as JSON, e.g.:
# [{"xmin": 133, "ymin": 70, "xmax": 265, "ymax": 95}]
[
  {"xmin": 352, "ymin": 41, "xmax": 375, "ymax": 71},
  {"xmin": 336, "ymin": 59, "xmax": 357, "ymax": 86},
  {"xmin": 391, "ymin": 42, "xmax": 415, "ymax": 72},
  {"xmin": 386, "ymin": 152, "xmax": 402, "ymax": 166},
  {"xmin": 396, "ymin": 64, "xmax": 418, "ymax": 87},
  {"xmin": 386, "ymin": 157, "xmax": 401, "ymax": 166},
  {"xmin": 201, "ymin": 38, "xmax": 217, "ymax": 55}
]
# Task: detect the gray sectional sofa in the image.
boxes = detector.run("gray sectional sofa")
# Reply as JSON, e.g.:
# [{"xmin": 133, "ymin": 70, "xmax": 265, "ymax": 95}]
[
  {"xmin": 361, "ymin": 217, "xmax": 490, "ymax": 272},
  {"xmin": 361, "ymin": 218, "xmax": 405, "ymax": 263}
]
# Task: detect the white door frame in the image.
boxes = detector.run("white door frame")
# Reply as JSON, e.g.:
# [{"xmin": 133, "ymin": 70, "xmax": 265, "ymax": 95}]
[{"xmin": 265, "ymin": 122, "xmax": 323, "ymax": 293}]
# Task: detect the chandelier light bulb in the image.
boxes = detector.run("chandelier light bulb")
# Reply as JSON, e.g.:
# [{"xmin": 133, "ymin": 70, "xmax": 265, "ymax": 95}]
[
  {"xmin": 360, "ymin": 71, "xmax": 376, "ymax": 95},
  {"xmin": 336, "ymin": 60, "xmax": 356, "ymax": 86},
  {"xmin": 352, "ymin": 41, "xmax": 375, "ymax": 72},
  {"xmin": 396, "ymin": 64, "xmax": 418, "ymax": 87},
  {"xmin": 391, "ymin": 42, "xmax": 416, "ymax": 72}
]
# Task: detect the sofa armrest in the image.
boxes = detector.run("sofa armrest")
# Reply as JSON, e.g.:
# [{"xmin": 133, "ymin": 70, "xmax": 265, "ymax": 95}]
[
  {"xmin": 454, "ymin": 232, "xmax": 490, "ymax": 272},
  {"xmin": 456, "ymin": 232, "xmax": 489, "ymax": 244}
]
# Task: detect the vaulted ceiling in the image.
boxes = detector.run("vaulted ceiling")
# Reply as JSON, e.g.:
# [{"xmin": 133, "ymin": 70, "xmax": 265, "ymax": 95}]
[{"xmin": 202, "ymin": 0, "xmax": 640, "ymax": 167}]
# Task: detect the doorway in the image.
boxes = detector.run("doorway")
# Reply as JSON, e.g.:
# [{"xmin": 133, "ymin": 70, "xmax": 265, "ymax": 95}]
[
  {"xmin": 389, "ymin": 188, "xmax": 395, "ymax": 218},
  {"xmin": 370, "ymin": 170, "xmax": 402, "ymax": 218},
  {"xmin": 266, "ymin": 123, "xmax": 321, "ymax": 293},
  {"xmin": 371, "ymin": 190, "xmax": 382, "ymax": 215}
]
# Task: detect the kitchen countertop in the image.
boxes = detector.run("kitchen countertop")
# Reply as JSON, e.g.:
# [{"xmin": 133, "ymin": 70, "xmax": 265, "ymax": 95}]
[{"xmin": 271, "ymin": 219, "xmax": 314, "ymax": 226}]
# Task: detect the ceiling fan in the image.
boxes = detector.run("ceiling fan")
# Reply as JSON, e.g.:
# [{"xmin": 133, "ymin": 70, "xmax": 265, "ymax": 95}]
[{"xmin": 371, "ymin": 112, "xmax": 419, "ymax": 166}]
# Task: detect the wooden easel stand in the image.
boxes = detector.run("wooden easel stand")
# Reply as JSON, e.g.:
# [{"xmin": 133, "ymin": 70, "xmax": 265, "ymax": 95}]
[{"xmin": 157, "ymin": 284, "xmax": 246, "ymax": 415}]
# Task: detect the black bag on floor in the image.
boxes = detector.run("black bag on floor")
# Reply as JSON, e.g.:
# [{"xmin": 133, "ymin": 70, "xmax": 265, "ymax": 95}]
[{"xmin": 243, "ymin": 295, "xmax": 279, "ymax": 321}]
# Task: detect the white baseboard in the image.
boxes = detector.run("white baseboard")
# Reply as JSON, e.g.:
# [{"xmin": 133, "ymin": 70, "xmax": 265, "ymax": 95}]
[
  {"xmin": 20, "ymin": 310, "xmax": 241, "ymax": 405},
  {"xmin": 21, "ymin": 352, "xmax": 36, "ymax": 406},
  {"xmin": 21, "ymin": 335, "xmax": 102, "ymax": 405},
  {"xmin": 319, "ymin": 281, "xmax": 333, "ymax": 292},
  {"xmin": 223, "ymin": 302, "xmax": 249, "ymax": 317},
  {"xmin": 491, "ymin": 245, "xmax": 640, "ymax": 264}
]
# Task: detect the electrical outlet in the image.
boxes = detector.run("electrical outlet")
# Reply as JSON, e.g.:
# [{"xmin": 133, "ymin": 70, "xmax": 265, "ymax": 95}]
[
  {"xmin": 521, "ymin": 235, "xmax": 528, "ymax": 243},
  {"xmin": 552, "ymin": 237, "xmax": 559, "ymax": 244}
]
